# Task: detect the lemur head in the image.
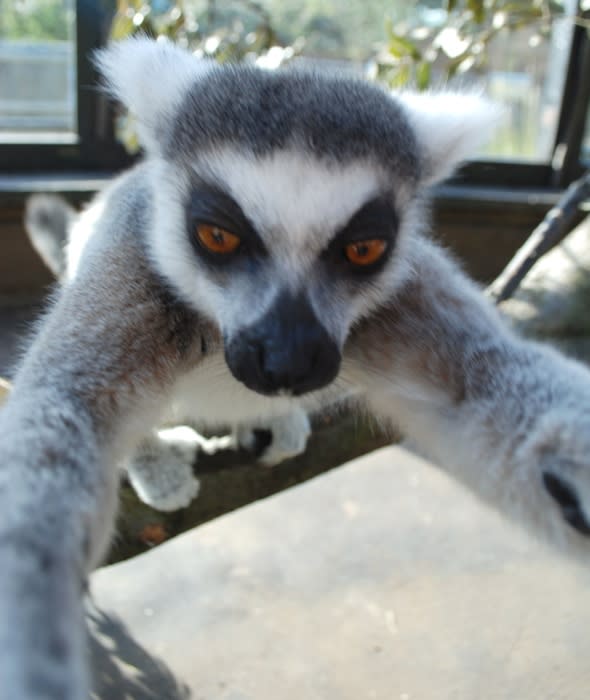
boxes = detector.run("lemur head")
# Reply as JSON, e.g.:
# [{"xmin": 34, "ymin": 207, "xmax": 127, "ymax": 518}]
[{"xmin": 98, "ymin": 38, "xmax": 498, "ymax": 397}]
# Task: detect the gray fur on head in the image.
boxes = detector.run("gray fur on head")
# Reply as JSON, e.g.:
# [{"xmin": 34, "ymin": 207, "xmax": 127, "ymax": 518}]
[{"xmin": 95, "ymin": 37, "xmax": 500, "ymax": 183}]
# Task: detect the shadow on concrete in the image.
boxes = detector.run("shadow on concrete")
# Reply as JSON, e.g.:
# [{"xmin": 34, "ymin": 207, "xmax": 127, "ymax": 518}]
[{"xmin": 87, "ymin": 602, "xmax": 190, "ymax": 700}]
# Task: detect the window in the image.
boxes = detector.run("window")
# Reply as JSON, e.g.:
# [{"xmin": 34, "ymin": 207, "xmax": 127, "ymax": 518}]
[
  {"xmin": 0, "ymin": 0, "xmax": 130, "ymax": 172},
  {"xmin": 0, "ymin": 0, "xmax": 588, "ymax": 186},
  {"xmin": 0, "ymin": 0, "xmax": 77, "ymax": 143},
  {"xmin": 474, "ymin": 3, "xmax": 576, "ymax": 162}
]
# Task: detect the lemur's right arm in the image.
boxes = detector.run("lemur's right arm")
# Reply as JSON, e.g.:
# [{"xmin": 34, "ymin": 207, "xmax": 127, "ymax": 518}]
[
  {"xmin": 347, "ymin": 235, "xmax": 590, "ymax": 559},
  {"xmin": 0, "ymin": 168, "xmax": 209, "ymax": 699}
]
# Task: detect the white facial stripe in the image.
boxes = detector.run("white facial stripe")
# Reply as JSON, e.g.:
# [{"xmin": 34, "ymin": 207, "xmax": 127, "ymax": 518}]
[{"xmin": 193, "ymin": 149, "xmax": 387, "ymax": 258}]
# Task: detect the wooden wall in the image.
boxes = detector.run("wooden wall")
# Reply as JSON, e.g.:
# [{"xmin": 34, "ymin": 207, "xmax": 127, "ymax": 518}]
[{"xmin": 1, "ymin": 196, "xmax": 54, "ymax": 297}]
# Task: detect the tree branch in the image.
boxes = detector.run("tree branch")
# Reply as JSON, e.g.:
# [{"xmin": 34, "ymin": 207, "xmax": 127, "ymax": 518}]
[{"xmin": 488, "ymin": 170, "xmax": 590, "ymax": 304}]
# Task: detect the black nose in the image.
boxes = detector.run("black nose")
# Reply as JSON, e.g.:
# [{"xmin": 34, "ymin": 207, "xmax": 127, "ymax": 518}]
[{"xmin": 224, "ymin": 292, "xmax": 341, "ymax": 396}]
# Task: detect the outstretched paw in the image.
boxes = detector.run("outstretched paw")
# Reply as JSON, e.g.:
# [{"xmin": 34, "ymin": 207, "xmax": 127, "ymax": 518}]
[
  {"xmin": 236, "ymin": 407, "xmax": 311, "ymax": 467},
  {"xmin": 126, "ymin": 426, "xmax": 202, "ymax": 512}
]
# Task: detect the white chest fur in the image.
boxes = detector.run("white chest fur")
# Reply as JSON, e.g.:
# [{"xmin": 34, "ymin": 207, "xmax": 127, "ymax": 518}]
[{"xmin": 168, "ymin": 351, "xmax": 297, "ymax": 426}]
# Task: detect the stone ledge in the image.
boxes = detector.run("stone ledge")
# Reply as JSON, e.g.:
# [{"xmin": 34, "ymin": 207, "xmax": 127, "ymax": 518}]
[{"xmin": 90, "ymin": 445, "xmax": 590, "ymax": 700}]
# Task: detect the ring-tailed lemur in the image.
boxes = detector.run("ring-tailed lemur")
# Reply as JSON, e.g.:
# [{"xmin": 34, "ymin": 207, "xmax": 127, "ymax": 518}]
[
  {"xmin": 25, "ymin": 193, "xmax": 313, "ymax": 511},
  {"xmin": 1, "ymin": 37, "xmax": 590, "ymax": 699}
]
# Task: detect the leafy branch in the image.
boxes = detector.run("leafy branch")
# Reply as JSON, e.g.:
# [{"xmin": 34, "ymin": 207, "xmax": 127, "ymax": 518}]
[
  {"xmin": 372, "ymin": 0, "xmax": 568, "ymax": 90},
  {"xmin": 110, "ymin": 0, "xmax": 297, "ymax": 63},
  {"xmin": 488, "ymin": 170, "xmax": 590, "ymax": 303}
]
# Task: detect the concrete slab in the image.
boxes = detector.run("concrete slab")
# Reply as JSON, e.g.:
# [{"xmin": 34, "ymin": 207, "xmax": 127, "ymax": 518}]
[{"xmin": 90, "ymin": 446, "xmax": 590, "ymax": 700}]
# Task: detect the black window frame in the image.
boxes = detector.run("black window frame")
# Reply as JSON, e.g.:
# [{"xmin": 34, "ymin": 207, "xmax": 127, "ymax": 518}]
[
  {"xmin": 0, "ymin": 0, "xmax": 130, "ymax": 173},
  {"xmin": 0, "ymin": 0, "xmax": 588, "ymax": 188}
]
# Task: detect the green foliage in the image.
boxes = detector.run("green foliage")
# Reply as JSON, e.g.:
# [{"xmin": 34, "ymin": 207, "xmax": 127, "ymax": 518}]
[
  {"xmin": 373, "ymin": 0, "xmax": 566, "ymax": 90},
  {"xmin": 260, "ymin": 0, "xmax": 403, "ymax": 60},
  {"xmin": 111, "ymin": 0, "xmax": 569, "ymax": 90},
  {"xmin": 112, "ymin": 0, "xmax": 412, "ymax": 63},
  {"xmin": 111, "ymin": 0, "xmax": 293, "ymax": 63},
  {"xmin": 0, "ymin": 0, "xmax": 73, "ymax": 41}
]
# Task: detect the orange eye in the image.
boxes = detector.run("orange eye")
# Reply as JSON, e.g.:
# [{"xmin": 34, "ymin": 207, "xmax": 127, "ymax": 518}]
[
  {"xmin": 196, "ymin": 224, "xmax": 240, "ymax": 254},
  {"xmin": 344, "ymin": 239, "xmax": 388, "ymax": 266}
]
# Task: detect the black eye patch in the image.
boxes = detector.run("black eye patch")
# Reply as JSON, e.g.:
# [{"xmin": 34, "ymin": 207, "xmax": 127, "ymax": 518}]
[
  {"xmin": 186, "ymin": 182, "xmax": 266, "ymax": 263},
  {"xmin": 321, "ymin": 196, "xmax": 398, "ymax": 274}
]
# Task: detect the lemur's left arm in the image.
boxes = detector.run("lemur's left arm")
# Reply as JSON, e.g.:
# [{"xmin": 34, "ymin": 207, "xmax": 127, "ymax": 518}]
[
  {"xmin": 0, "ymin": 175, "xmax": 208, "ymax": 699},
  {"xmin": 346, "ymin": 235, "xmax": 590, "ymax": 557}
]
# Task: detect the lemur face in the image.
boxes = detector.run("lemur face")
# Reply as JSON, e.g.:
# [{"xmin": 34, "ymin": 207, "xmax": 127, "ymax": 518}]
[
  {"xmin": 151, "ymin": 148, "xmax": 411, "ymax": 396},
  {"xmin": 97, "ymin": 38, "xmax": 499, "ymax": 396},
  {"xmin": 151, "ymin": 137, "xmax": 423, "ymax": 396},
  {"xmin": 182, "ymin": 152, "xmax": 404, "ymax": 396}
]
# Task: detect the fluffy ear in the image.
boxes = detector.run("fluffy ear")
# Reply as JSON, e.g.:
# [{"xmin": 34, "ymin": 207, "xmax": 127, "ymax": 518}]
[
  {"xmin": 397, "ymin": 91, "xmax": 504, "ymax": 185},
  {"xmin": 94, "ymin": 37, "xmax": 212, "ymax": 152}
]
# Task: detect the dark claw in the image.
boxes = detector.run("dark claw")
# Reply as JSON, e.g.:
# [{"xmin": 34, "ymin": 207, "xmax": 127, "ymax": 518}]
[
  {"xmin": 542, "ymin": 472, "xmax": 590, "ymax": 537},
  {"xmin": 250, "ymin": 429, "xmax": 273, "ymax": 458}
]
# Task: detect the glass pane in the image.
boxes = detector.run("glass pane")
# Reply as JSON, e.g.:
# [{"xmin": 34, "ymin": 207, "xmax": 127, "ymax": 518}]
[
  {"xmin": 478, "ymin": 3, "xmax": 576, "ymax": 161},
  {"xmin": 0, "ymin": 0, "xmax": 77, "ymax": 143}
]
